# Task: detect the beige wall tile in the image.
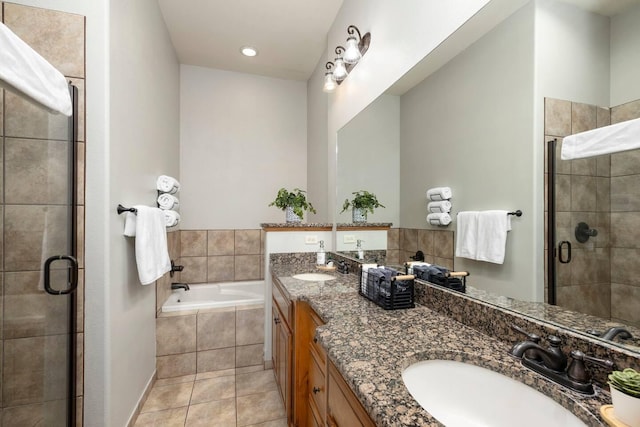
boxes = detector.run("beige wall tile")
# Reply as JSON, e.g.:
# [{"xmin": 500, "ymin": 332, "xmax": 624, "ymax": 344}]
[
  {"xmin": 433, "ymin": 231, "xmax": 453, "ymax": 259},
  {"xmin": 571, "ymin": 102, "xmax": 597, "ymax": 134},
  {"xmin": 76, "ymin": 333, "xmax": 83, "ymax": 397},
  {"xmin": 569, "ymin": 248, "xmax": 599, "ymax": 286},
  {"xmin": 611, "ymin": 283, "xmax": 640, "ymax": 327},
  {"xmin": 386, "ymin": 249, "xmax": 400, "ymax": 265},
  {"xmin": 571, "ymin": 157, "xmax": 596, "ymax": 176},
  {"xmin": 157, "ymin": 352, "xmax": 196, "ymax": 379},
  {"xmin": 571, "ymin": 175, "xmax": 596, "ymax": 212},
  {"xmin": 596, "ymin": 106, "xmax": 611, "ymax": 128},
  {"xmin": 611, "ymin": 99, "xmax": 640, "ymax": 124},
  {"xmin": 596, "ymin": 154, "xmax": 610, "ymax": 177},
  {"xmin": 4, "ymin": 3, "xmax": 85, "ymax": 78},
  {"xmin": 611, "ymin": 248, "xmax": 640, "ymax": 286},
  {"xmin": 156, "ymin": 315, "xmax": 196, "ymax": 356},
  {"xmin": 544, "ymin": 98, "xmax": 571, "ymax": 136},
  {"xmin": 208, "ymin": 230, "xmax": 234, "ymax": 256},
  {"xmin": 197, "ymin": 348, "xmax": 235, "ymax": 372},
  {"xmin": 611, "ymin": 150, "xmax": 640, "ymax": 177},
  {"xmin": 596, "ymin": 177, "xmax": 610, "ymax": 213},
  {"xmin": 2, "ymin": 400, "xmax": 66, "ymax": 426},
  {"xmin": 400, "ymin": 228, "xmax": 417, "ymax": 252},
  {"xmin": 556, "ymin": 174, "xmax": 571, "ymax": 212},
  {"xmin": 181, "ymin": 230, "xmax": 207, "ymax": 257},
  {"xmin": 180, "ymin": 257, "xmax": 208, "ymax": 283},
  {"xmin": 4, "ymin": 90, "xmax": 69, "ymax": 140},
  {"xmin": 556, "ymin": 284, "xmax": 611, "ymax": 320},
  {"xmin": 207, "ymin": 256, "xmax": 235, "ymax": 282},
  {"xmin": 553, "ymin": 138, "xmax": 571, "ymax": 175},
  {"xmin": 434, "ymin": 257, "xmax": 454, "ymax": 271},
  {"xmin": 197, "ymin": 310, "xmax": 235, "ymax": 351},
  {"xmin": 156, "ymin": 270, "xmax": 173, "ymax": 313},
  {"xmin": 611, "ymin": 212, "xmax": 640, "ymax": 248},
  {"xmin": 235, "ymin": 229, "xmax": 261, "ymax": 255},
  {"xmin": 167, "ymin": 230, "xmax": 180, "ymax": 260},
  {"xmin": 611, "ymin": 175, "xmax": 640, "ymax": 212},
  {"xmin": 387, "ymin": 228, "xmax": 399, "ymax": 250},
  {"xmin": 236, "ymin": 344, "xmax": 264, "ymax": 368},
  {"xmin": 417, "ymin": 229, "xmax": 434, "ymax": 256},
  {"xmin": 234, "ymin": 255, "xmax": 261, "ymax": 281},
  {"xmin": 236, "ymin": 307, "xmax": 264, "ymax": 346}
]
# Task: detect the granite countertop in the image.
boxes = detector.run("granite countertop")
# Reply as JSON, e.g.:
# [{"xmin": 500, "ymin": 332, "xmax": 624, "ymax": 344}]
[{"xmin": 271, "ymin": 264, "xmax": 609, "ymax": 427}]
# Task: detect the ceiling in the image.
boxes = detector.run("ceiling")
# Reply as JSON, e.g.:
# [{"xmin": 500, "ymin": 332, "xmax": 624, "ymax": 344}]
[
  {"xmin": 558, "ymin": 0, "xmax": 639, "ymax": 16},
  {"xmin": 157, "ymin": 0, "xmax": 344, "ymax": 81}
]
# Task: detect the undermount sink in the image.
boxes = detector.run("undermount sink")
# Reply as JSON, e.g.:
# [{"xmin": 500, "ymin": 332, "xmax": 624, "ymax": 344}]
[
  {"xmin": 402, "ymin": 360, "xmax": 586, "ymax": 427},
  {"xmin": 292, "ymin": 273, "xmax": 336, "ymax": 282}
]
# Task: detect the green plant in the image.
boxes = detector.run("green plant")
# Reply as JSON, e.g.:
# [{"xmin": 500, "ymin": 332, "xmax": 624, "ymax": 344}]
[
  {"xmin": 341, "ymin": 190, "xmax": 385, "ymax": 215},
  {"xmin": 609, "ymin": 368, "xmax": 640, "ymax": 398},
  {"xmin": 269, "ymin": 188, "xmax": 317, "ymax": 219}
]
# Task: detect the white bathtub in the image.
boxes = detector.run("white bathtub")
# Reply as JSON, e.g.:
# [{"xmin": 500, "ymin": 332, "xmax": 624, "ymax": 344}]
[{"xmin": 162, "ymin": 280, "xmax": 264, "ymax": 312}]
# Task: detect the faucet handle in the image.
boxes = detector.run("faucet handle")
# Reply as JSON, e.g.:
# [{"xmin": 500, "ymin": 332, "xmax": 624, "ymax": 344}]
[
  {"xmin": 567, "ymin": 350, "xmax": 615, "ymax": 383},
  {"xmin": 511, "ymin": 324, "xmax": 541, "ymax": 343},
  {"xmin": 547, "ymin": 335, "xmax": 562, "ymax": 347}
]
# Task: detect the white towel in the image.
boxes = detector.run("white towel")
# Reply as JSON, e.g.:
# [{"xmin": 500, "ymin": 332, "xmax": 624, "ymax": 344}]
[
  {"xmin": 561, "ymin": 117, "xmax": 640, "ymax": 160},
  {"xmin": 123, "ymin": 212, "xmax": 137, "ymax": 237},
  {"xmin": 164, "ymin": 210, "xmax": 181, "ymax": 227},
  {"xmin": 475, "ymin": 210, "xmax": 512, "ymax": 264},
  {"xmin": 427, "ymin": 200, "xmax": 452, "ymax": 213},
  {"xmin": 133, "ymin": 206, "xmax": 171, "ymax": 285},
  {"xmin": 426, "ymin": 187, "xmax": 452, "ymax": 201},
  {"xmin": 427, "ymin": 212, "xmax": 451, "ymax": 226},
  {"xmin": 455, "ymin": 211, "xmax": 479, "ymax": 260},
  {"xmin": 157, "ymin": 193, "xmax": 179, "ymax": 210},
  {"xmin": 156, "ymin": 175, "xmax": 180, "ymax": 194},
  {"xmin": 0, "ymin": 22, "xmax": 72, "ymax": 116},
  {"xmin": 360, "ymin": 263, "xmax": 378, "ymax": 293}
]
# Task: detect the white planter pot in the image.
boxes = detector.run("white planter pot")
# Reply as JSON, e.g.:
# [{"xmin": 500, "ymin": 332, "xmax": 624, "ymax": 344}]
[
  {"xmin": 611, "ymin": 387, "xmax": 640, "ymax": 427},
  {"xmin": 285, "ymin": 206, "xmax": 302, "ymax": 223},
  {"xmin": 352, "ymin": 208, "xmax": 367, "ymax": 223}
]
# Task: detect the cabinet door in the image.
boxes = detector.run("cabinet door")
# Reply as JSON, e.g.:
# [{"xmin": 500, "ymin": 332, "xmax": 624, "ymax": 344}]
[
  {"xmin": 327, "ymin": 362, "xmax": 376, "ymax": 427},
  {"xmin": 272, "ymin": 304, "xmax": 292, "ymax": 423}
]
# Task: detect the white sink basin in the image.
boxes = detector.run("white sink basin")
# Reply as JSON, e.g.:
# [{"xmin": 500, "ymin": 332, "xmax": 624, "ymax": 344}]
[
  {"xmin": 292, "ymin": 273, "xmax": 336, "ymax": 282},
  {"xmin": 402, "ymin": 360, "xmax": 586, "ymax": 427}
]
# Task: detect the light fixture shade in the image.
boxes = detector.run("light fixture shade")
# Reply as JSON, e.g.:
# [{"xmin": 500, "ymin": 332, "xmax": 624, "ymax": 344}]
[
  {"xmin": 323, "ymin": 72, "xmax": 337, "ymax": 93},
  {"xmin": 343, "ymin": 37, "xmax": 362, "ymax": 64},
  {"xmin": 333, "ymin": 58, "xmax": 348, "ymax": 81}
]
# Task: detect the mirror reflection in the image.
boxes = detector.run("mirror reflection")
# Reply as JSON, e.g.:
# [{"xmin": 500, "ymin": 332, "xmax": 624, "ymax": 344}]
[{"xmin": 336, "ymin": 0, "xmax": 640, "ymax": 352}]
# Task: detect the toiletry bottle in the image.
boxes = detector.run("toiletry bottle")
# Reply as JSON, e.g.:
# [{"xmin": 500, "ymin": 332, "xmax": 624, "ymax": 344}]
[
  {"xmin": 317, "ymin": 240, "xmax": 326, "ymax": 265},
  {"xmin": 357, "ymin": 239, "xmax": 364, "ymax": 260}
]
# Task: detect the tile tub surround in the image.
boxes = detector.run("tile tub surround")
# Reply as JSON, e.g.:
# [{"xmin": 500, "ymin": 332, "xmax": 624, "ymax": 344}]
[
  {"xmin": 386, "ymin": 228, "xmax": 454, "ymax": 269},
  {"xmin": 156, "ymin": 304, "xmax": 265, "ymax": 379},
  {"xmin": 270, "ymin": 260, "xmax": 640, "ymax": 427}
]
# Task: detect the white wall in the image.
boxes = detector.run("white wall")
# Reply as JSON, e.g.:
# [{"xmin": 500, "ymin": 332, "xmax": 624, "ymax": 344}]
[
  {"xmin": 336, "ymin": 94, "xmax": 400, "ymax": 224},
  {"xmin": 108, "ymin": 1, "xmax": 180, "ymax": 426},
  {"xmin": 400, "ymin": 3, "xmax": 536, "ymax": 300},
  {"xmin": 180, "ymin": 66, "xmax": 308, "ymax": 229},
  {"xmin": 610, "ymin": 2, "xmax": 640, "ymax": 106}
]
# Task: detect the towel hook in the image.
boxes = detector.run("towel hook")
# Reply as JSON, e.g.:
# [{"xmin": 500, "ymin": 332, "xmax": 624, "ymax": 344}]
[{"xmin": 117, "ymin": 204, "xmax": 137, "ymax": 215}]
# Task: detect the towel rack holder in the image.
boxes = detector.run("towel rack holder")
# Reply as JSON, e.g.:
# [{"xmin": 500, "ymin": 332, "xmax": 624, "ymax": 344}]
[
  {"xmin": 508, "ymin": 210, "xmax": 523, "ymax": 217},
  {"xmin": 117, "ymin": 204, "xmax": 137, "ymax": 215}
]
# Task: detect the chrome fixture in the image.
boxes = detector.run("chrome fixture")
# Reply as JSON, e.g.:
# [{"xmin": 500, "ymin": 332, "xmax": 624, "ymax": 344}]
[
  {"xmin": 509, "ymin": 325, "xmax": 614, "ymax": 394},
  {"xmin": 171, "ymin": 283, "xmax": 190, "ymax": 291},
  {"xmin": 323, "ymin": 25, "xmax": 371, "ymax": 93}
]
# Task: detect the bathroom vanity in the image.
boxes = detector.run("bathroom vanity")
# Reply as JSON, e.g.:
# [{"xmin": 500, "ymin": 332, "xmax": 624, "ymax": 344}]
[{"xmin": 268, "ymin": 252, "xmax": 640, "ymax": 426}]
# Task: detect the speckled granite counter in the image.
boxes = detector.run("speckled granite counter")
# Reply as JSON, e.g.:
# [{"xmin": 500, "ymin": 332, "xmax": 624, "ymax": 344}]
[{"xmin": 270, "ymin": 263, "xmax": 609, "ymax": 427}]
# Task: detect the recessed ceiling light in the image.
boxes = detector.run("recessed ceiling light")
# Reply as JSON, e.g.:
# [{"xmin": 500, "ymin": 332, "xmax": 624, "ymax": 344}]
[{"xmin": 241, "ymin": 46, "xmax": 258, "ymax": 57}]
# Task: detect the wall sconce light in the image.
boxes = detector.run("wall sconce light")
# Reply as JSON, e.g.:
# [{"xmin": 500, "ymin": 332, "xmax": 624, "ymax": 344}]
[{"xmin": 322, "ymin": 25, "xmax": 371, "ymax": 93}]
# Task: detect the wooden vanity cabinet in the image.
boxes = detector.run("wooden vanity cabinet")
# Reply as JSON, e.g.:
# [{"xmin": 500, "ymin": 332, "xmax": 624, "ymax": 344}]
[
  {"xmin": 272, "ymin": 278, "xmax": 293, "ymax": 425},
  {"xmin": 327, "ymin": 361, "xmax": 376, "ymax": 427}
]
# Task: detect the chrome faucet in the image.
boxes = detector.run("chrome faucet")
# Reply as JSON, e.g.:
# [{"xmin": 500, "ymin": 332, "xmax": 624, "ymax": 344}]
[{"xmin": 171, "ymin": 282, "xmax": 190, "ymax": 291}]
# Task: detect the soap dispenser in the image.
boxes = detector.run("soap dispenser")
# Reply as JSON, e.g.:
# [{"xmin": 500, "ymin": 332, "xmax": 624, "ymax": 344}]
[
  {"xmin": 317, "ymin": 240, "xmax": 326, "ymax": 265},
  {"xmin": 356, "ymin": 239, "xmax": 364, "ymax": 260}
]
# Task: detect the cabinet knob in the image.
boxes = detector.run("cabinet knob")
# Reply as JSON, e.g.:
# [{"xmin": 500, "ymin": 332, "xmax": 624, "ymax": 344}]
[
  {"xmin": 313, "ymin": 386, "xmax": 321, "ymax": 394},
  {"xmin": 313, "ymin": 337, "xmax": 318, "ymax": 343},
  {"xmin": 274, "ymin": 317, "xmax": 281, "ymax": 324}
]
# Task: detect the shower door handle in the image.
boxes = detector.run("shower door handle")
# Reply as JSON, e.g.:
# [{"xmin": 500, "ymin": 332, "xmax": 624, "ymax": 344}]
[
  {"xmin": 558, "ymin": 241, "xmax": 572, "ymax": 264},
  {"xmin": 44, "ymin": 255, "xmax": 79, "ymax": 295}
]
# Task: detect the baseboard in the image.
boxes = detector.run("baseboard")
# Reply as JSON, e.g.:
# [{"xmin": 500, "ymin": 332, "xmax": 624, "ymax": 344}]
[{"xmin": 126, "ymin": 369, "xmax": 157, "ymax": 427}]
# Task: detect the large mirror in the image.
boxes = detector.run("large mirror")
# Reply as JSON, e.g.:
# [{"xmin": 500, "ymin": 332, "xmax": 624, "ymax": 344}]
[{"xmin": 336, "ymin": 0, "xmax": 640, "ymax": 352}]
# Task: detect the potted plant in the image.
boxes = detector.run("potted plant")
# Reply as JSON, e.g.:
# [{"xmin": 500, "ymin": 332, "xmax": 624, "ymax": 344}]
[
  {"xmin": 269, "ymin": 188, "xmax": 317, "ymax": 223},
  {"xmin": 341, "ymin": 190, "xmax": 385, "ymax": 223},
  {"xmin": 609, "ymin": 367, "xmax": 640, "ymax": 426}
]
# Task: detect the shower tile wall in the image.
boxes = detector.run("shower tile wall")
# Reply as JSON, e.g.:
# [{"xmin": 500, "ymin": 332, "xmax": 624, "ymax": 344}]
[
  {"xmin": 609, "ymin": 99, "xmax": 640, "ymax": 327},
  {"xmin": 387, "ymin": 228, "xmax": 454, "ymax": 269},
  {"xmin": 1, "ymin": 3, "xmax": 86, "ymax": 426},
  {"xmin": 545, "ymin": 97, "xmax": 640, "ymax": 327}
]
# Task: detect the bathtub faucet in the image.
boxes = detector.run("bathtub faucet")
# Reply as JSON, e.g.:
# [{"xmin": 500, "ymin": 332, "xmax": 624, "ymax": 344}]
[{"xmin": 171, "ymin": 282, "xmax": 190, "ymax": 291}]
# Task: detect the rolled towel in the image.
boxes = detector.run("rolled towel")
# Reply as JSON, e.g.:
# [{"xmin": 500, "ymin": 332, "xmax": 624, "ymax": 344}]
[
  {"xmin": 427, "ymin": 200, "xmax": 452, "ymax": 213},
  {"xmin": 426, "ymin": 187, "xmax": 452, "ymax": 201},
  {"xmin": 427, "ymin": 212, "xmax": 452, "ymax": 226},
  {"xmin": 156, "ymin": 175, "xmax": 180, "ymax": 194},
  {"xmin": 157, "ymin": 193, "xmax": 179, "ymax": 210},
  {"xmin": 164, "ymin": 210, "xmax": 181, "ymax": 227}
]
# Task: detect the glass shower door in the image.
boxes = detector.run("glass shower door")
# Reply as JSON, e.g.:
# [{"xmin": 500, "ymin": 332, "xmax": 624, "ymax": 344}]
[{"xmin": 1, "ymin": 85, "xmax": 78, "ymax": 425}]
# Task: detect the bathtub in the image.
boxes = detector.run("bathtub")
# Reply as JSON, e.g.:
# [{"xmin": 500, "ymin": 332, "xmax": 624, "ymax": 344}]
[{"xmin": 162, "ymin": 280, "xmax": 264, "ymax": 312}]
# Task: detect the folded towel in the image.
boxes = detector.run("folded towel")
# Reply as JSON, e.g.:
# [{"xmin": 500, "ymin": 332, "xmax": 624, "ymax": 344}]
[
  {"xmin": 123, "ymin": 212, "xmax": 137, "ymax": 237},
  {"xmin": 427, "ymin": 212, "xmax": 452, "ymax": 226},
  {"xmin": 405, "ymin": 261, "xmax": 430, "ymax": 275},
  {"xmin": 0, "ymin": 22, "xmax": 72, "ymax": 116},
  {"xmin": 164, "ymin": 210, "xmax": 181, "ymax": 227},
  {"xmin": 455, "ymin": 211, "xmax": 479, "ymax": 260},
  {"xmin": 360, "ymin": 263, "xmax": 378, "ymax": 293},
  {"xmin": 426, "ymin": 187, "xmax": 452, "ymax": 201},
  {"xmin": 156, "ymin": 175, "xmax": 180, "ymax": 194},
  {"xmin": 133, "ymin": 206, "xmax": 171, "ymax": 285},
  {"xmin": 475, "ymin": 210, "xmax": 511, "ymax": 264},
  {"xmin": 427, "ymin": 200, "xmax": 452, "ymax": 213},
  {"xmin": 157, "ymin": 193, "xmax": 179, "ymax": 210},
  {"xmin": 561, "ymin": 117, "xmax": 640, "ymax": 160}
]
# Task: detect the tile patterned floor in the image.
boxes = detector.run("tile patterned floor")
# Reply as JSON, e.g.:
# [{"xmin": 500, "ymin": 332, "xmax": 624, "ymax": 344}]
[{"xmin": 134, "ymin": 367, "xmax": 287, "ymax": 427}]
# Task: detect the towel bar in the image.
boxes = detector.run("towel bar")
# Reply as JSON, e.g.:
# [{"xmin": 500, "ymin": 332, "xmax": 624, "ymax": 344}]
[
  {"xmin": 117, "ymin": 204, "xmax": 137, "ymax": 215},
  {"xmin": 508, "ymin": 210, "xmax": 523, "ymax": 217}
]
